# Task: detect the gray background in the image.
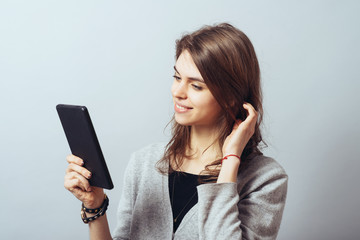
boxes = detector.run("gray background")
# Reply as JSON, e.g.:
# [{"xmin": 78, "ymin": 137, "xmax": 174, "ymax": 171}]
[{"xmin": 1, "ymin": 0, "xmax": 359, "ymax": 239}]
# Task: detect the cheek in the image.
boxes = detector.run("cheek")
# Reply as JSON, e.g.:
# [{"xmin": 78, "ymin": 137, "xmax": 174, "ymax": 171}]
[
  {"xmin": 193, "ymin": 92, "xmax": 221, "ymax": 113},
  {"xmin": 208, "ymin": 99, "xmax": 222, "ymax": 116}
]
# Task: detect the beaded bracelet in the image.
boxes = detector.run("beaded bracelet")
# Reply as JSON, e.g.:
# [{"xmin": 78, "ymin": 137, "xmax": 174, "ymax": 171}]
[
  {"xmin": 221, "ymin": 154, "xmax": 241, "ymax": 165},
  {"xmin": 81, "ymin": 194, "xmax": 109, "ymax": 224}
]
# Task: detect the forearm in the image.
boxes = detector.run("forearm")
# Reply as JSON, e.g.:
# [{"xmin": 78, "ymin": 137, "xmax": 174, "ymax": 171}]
[
  {"xmin": 88, "ymin": 213, "xmax": 112, "ymax": 240},
  {"xmin": 217, "ymin": 156, "xmax": 240, "ymax": 183},
  {"xmin": 197, "ymin": 183, "xmax": 242, "ymax": 240}
]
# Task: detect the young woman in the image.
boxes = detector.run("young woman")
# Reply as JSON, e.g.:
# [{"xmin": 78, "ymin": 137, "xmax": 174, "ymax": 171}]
[{"xmin": 64, "ymin": 23, "xmax": 288, "ymax": 240}]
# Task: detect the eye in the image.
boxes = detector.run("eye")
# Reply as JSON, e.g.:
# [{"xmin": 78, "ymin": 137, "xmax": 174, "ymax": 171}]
[
  {"xmin": 173, "ymin": 75, "xmax": 181, "ymax": 81},
  {"xmin": 192, "ymin": 84, "xmax": 203, "ymax": 90}
]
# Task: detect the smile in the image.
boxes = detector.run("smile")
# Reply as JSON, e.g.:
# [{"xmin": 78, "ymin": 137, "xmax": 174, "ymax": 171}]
[{"xmin": 174, "ymin": 103, "xmax": 192, "ymax": 113}]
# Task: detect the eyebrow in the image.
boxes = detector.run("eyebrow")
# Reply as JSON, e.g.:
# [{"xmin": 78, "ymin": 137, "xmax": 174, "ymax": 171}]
[{"xmin": 173, "ymin": 66, "xmax": 205, "ymax": 83}]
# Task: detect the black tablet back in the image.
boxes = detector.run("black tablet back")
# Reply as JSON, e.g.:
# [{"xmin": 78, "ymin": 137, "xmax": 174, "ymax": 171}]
[{"xmin": 57, "ymin": 104, "xmax": 114, "ymax": 190}]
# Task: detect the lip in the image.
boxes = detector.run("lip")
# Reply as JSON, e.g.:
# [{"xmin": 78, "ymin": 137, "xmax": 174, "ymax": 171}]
[{"xmin": 174, "ymin": 102, "xmax": 192, "ymax": 113}]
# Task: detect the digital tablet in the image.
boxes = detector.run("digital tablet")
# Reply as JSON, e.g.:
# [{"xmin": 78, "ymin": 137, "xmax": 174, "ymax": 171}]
[{"xmin": 56, "ymin": 104, "xmax": 114, "ymax": 190}]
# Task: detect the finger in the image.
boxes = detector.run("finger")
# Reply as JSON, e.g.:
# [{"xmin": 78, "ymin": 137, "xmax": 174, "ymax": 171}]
[
  {"xmin": 66, "ymin": 163, "xmax": 92, "ymax": 179},
  {"xmin": 65, "ymin": 183, "xmax": 91, "ymax": 202},
  {"xmin": 65, "ymin": 172, "xmax": 92, "ymax": 192},
  {"xmin": 66, "ymin": 154, "xmax": 84, "ymax": 166},
  {"xmin": 65, "ymin": 171, "xmax": 90, "ymax": 190},
  {"xmin": 242, "ymin": 103, "xmax": 258, "ymax": 123},
  {"xmin": 243, "ymin": 103, "xmax": 256, "ymax": 116},
  {"xmin": 64, "ymin": 178, "xmax": 87, "ymax": 192},
  {"xmin": 69, "ymin": 186, "xmax": 87, "ymax": 199}
]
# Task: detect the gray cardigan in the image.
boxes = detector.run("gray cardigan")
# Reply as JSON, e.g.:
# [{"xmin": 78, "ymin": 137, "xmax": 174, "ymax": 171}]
[{"xmin": 112, "ymin": 143, "xmax": 288, "ymax": 240}]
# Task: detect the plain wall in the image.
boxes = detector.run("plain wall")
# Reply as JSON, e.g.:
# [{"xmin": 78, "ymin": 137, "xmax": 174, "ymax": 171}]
[{"xmin": 1, "ymin": 0, "xmax": 359, "ymax": 239}]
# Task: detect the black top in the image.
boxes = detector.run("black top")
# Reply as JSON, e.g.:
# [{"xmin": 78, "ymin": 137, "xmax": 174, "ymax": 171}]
[{"xmin": 169, "ymin": 171, "xmax": 204, "ymax": 232}]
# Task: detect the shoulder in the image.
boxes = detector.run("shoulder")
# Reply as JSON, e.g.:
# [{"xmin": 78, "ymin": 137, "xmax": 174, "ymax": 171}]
[
  {"xmin": 237, "ymin": 155, "xmax": 288, "ymax": 197},
  {"xmin": 127, "ymin": 142, "xmax": 167, "ymax": 174},
  {"xmin": 132, "ymin": 142, "xmax": 167, "ymax": 158},
  {"xmin": 241, "ymin": 154, "xmax": 287, "ymax": 178}
]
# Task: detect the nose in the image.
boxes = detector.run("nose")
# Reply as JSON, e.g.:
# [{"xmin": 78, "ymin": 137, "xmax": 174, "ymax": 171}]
[{"xmin": 172, "ymin": 80, "xmax": 187, "ymax": 99}]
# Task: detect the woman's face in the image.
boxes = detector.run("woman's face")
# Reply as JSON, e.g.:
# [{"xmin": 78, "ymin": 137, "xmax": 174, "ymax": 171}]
[{"xmin": 171, "ymin": 50, "xmax": 222, "ymax": 127}]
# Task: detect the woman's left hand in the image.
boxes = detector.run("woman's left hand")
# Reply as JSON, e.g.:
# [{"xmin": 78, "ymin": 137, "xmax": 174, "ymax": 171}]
[{"xmin": 222, "ymin": 103, "xmax": 258, "ymax": 159}]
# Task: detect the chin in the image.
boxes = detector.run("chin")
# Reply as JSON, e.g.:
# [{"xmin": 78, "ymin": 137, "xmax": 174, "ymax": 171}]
[
  {"xmin": 174, "ymin": 115, "xmax": 194, "ymax": 126},
  {"xmin": 174, "ymin": 119, "xmax": 192, "ymax": 126}
]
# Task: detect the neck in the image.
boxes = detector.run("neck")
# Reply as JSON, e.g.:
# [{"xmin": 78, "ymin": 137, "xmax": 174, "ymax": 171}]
[{"xmin": 188, "ymin": 124, "xmax": 222, "ymax": 161}]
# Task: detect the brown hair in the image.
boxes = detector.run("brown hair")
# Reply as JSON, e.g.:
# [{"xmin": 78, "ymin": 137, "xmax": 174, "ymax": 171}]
[{"xmin": 157, "ymin": 23, "xmax": 264, "ymax": 180}]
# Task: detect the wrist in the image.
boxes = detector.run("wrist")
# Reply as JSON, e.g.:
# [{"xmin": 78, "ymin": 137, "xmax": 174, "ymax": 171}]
[
  {"xmin": 217, "ymin": 156, "xmax": 240, "ymax": 183},
  {"xmin": 83, "ymin": 197, "xmax": 104, "ymax": 209},
  {"xmin": 84, "ymin": 202, "xmax": 102, "ymax": 210},
  {"xmin": 81, "ymin": 194, "xmax": 109, "ymax": 224},
  {"xmin": 221, "ymin": 157, "xmax": 240, "ymax": 170},
  {"xmin": 221, "ymin": 154, "xmax": 241, "ymax": 165}
]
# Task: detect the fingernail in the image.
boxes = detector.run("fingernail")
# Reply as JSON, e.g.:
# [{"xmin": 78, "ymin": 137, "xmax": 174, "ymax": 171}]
[
  {"xmin": 87, "ymin": 187, "xmax": 92, "ymax": 192},
  {"xmin": 81, "ymin": 160, "xmax": 84, "ymax": 165},
  {"xmin": 88, "ymin": 172, "xmax": 92, "ymax": 179}
]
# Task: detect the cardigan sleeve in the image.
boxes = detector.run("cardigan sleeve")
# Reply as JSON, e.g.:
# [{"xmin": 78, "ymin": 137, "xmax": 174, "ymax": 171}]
[
  {"xmin": 196, "ymin": 158, "xmax": 288, "ymax": 240},
  {"xmin": 112, "ymin": 153, "xmax": 137, "ymax": 240}
]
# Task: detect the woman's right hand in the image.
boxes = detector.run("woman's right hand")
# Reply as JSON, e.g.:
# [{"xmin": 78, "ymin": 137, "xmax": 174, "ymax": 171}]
[{"xmin": 64, "ymin": 155, "xmax": 104, "ymax": 208}]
